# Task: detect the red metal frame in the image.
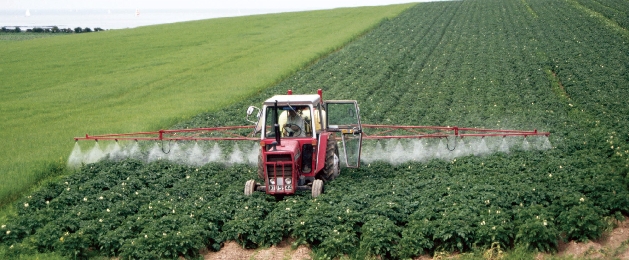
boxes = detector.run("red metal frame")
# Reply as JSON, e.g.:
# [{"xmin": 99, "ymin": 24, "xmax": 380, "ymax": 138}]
[
  {"xmin": 74, "ymin": 126, "xmax": 259, "ymax": 142},
  {"xmin": 361, "ymin": 124, "xmax": 549, "ymax": 139},
  {"xmin": 74, "ymin": 124, "xmax": 549, "ymax": 143}
]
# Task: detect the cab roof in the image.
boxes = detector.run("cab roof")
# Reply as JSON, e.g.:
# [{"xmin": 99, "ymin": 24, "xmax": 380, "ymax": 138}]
[{"xmin": 263, "ymin": 94, "xmax": 321, "ymax": 106}]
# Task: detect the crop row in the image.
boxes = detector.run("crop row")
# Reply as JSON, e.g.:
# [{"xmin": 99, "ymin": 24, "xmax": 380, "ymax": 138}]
[{"xmin": 574, "ymin": 0, "xmax": 629, "ymax": 29}]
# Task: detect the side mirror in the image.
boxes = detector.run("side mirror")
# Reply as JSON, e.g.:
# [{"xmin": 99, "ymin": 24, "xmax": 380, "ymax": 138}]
[
  {"xmin": 245, "ymin": 106, "xmax": 262, "ymax": 126},
  {"xmin": 247, "ymin": 106, "xmax": 256, "ymax": 116}
]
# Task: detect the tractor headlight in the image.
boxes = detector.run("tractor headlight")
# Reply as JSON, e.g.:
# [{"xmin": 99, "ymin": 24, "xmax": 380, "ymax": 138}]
[
  {"xmin": 269, "ymin": 178, "xmax": 276, "ymax": 185},
  {"xmin": 285, "ymin": 178, "xmax": 292, "ymax": 185}
]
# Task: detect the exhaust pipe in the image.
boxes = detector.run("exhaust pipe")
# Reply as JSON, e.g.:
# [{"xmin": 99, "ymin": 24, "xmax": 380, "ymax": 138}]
[{"xmin": 274, "ymin": 100, "xmax": 281, "ymax": 146}]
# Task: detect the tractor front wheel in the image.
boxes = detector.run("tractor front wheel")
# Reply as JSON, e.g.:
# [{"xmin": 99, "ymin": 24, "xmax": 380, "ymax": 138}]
[
  {"xmin": 244, "ymin": 180, "xmax": 256, "ymax": 196},
  {"xmin": 312, "ymin": 179, "xmax": 323, "ymax": 198},
  {"xmin": 322, "ymin": 134, "xmax": 340, "ymax": 181}
]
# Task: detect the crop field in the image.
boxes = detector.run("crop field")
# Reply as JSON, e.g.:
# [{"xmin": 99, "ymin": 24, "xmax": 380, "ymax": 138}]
[
  {"xmin": 0, "ymin": 4, "xmax": 411, "ymax": 207},
  {"xmin": 1, "ymin": 0, "xmax": 629, "ymax": 259}
]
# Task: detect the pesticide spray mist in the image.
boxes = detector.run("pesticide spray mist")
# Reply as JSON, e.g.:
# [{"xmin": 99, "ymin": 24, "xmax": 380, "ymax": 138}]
[
  {"xmin": 357, "ymin": 135, "xmax": 552, "ymax": 165},
  {"xmin": 68, "ymin": 141, "xmax": 260, "ymax": 169},
  {"xmin": 68, "ymin": 136, "xmax": 552, "ymax": 168}
]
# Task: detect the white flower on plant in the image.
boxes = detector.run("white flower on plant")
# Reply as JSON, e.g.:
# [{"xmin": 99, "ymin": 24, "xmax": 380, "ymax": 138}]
[
  {"xmin": 548, "ymin": 173, "xmax": 552, "ymax": 177},
  {"xmin": 66, "ymin": 187, "xmax": 70, "ymax": 191},
  {"xmin": 244, "ymin": 206, "xmax": 248, "ymax": 210},
  {"xmin": 492, "ymin": 226, "xmax": 496, "ymax": 230},
  {"xmin": 300, "ymin": 221, "xmax": 305, "ymax": 225},
  {"xmin": 172, "ymin": 209, "xmax": 175, "ymax": 213},
  {"xmin": 163, "ymin": 233, "xmax": 167, "ymax": 236},
  {"xmin": 481, "ymin": 221, "xmax": 486, "ymax": 226},
  {"xmin": 543, "ymin": 220, "xmax": 547, "ymax": 226},
  {"xmin": 186, "ymin": 175, "xmax": 190, "ymax": 179},
  {"xmin": 46, "ymin": 201, "xmax": 50, "ymax": 204},
  {"xmin": 106, "ymin": 208, "xmax": 110, "ymax": 212},
  {"xmin": 286, "ymin": 208, "xmax": 290, "ymax": 211},
  {"xmin": 65, "ymin": 182, "xmax": 68, "ymax": 185},
  {"xmin": 6, "ymin": 230, "xmax": 10, "ymax": 235},
  {"xmin": 135, "ymin": 192, "xmax": 139, "ymax": 195},
  {"xmin": 83, "ymin": 197, "xmax": 88, "ymax": 202},
  {"xmin": 99, "ymin": 219, "xmax": 103, "ymax": 222},
  {"xmin": 580, "ymin": 197, "xmax": 585, "ymax": 202},
  {"xmin": 149, "ymin": 205, "xmax": 152, "ymax": 209},
  {"xmin": 144, "ymin": 234, "xmax": 148, "ymax": 238},
  {"xmin": 190, "ymin": 214, "xmax": 194, "ymax": 218},
  {"xmin": 1, "ymin": 225, "xmax": 5, "ymax": 228},
  {"xmin": 99, "ymin": 196, "xmax": 103, "ymax": 200},
  {"xmin": 24, "ymin": 203, "xmax": 28, "ymax": 208}
]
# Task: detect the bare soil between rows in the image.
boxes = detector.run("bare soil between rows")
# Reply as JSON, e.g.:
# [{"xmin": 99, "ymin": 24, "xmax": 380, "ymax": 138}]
[{"xmin": 203, "ymin": 218, "xmax": 629, "ymax": 260}]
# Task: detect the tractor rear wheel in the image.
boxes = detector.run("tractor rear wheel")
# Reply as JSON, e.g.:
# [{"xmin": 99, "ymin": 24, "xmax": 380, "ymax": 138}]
[
  {"xmin": 322, "ymin": 134, "xmax": 340, "ymax": 181},
  {"xmin": 244, "ymin": 180, "xmax": 256, "ymax": 196},
  {"xmin": 312, "ymin": 179, "xmax": 323, "ymax": 198}
]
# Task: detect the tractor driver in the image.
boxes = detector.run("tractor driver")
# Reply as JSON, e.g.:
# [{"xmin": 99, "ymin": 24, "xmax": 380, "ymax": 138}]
[{"xmin": 284, "ymin": 109, "xmax": 305, "ymax": 137}]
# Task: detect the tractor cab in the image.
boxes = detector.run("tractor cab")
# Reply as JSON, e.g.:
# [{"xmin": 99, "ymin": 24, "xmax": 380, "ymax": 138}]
[{"xmin": 244, "ymin": 90, "xmax": 362, "ymax": 197}]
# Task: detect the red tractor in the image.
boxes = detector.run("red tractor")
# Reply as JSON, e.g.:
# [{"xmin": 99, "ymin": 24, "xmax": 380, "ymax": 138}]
[
  {"xmin": 74, "ymin": 89, "xmax": 549, "ymax": 198},
  {"xmin": 244, "ymin": 89, "xmax": 363, "ymax": 197}
]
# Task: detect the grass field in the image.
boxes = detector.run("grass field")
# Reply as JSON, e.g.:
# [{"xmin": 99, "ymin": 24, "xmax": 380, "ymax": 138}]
[{"xmin": 0, "ymin": 4, "xmax": 413, "ymax": 206}]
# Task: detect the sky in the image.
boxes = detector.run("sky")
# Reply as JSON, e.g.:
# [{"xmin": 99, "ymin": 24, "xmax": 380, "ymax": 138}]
[{"xmin": 3, "ymin": 0, "xmax": 434, "ymax": 10}]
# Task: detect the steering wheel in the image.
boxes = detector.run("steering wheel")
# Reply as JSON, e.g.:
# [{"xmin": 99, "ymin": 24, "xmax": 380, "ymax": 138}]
[{"xmin": 283, "ymin": 123, "xmax": 302, "ymax": 137}]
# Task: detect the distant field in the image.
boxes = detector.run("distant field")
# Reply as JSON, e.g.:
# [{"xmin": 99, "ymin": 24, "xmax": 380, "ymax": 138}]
[
  {"xmin": 0, "ymin": 4, "xmax": 413, "ymax": 206},
  {"xmin": 0, "ymin": 32, "xmax": 67, "ymax": 41}
]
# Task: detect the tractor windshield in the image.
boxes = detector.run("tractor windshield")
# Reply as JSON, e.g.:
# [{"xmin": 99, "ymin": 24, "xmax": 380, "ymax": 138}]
[{"xmin": 264, "ymin": 106, "xmax": 313, "ymax": 138}]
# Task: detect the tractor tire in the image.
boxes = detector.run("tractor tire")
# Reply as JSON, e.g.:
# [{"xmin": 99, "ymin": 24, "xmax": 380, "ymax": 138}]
[
  {"xmin": 322, "ymin": 134, "xmax": 340, "ymax": 181},
  {"xmin": 244, "ymin": 179, "xmax": 256, "ymax": 196},
  {"xmin": 312, "ymin": 179, "xmax": 323, "ymax": 198},
  {"xmin": 257, "ymin": 152, "xmax": 264, "ymax": 180}
]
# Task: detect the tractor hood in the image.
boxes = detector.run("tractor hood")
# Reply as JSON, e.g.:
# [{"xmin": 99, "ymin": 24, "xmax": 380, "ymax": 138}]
[{"xmin": 266, "ymin": 139, "xmax": 301, "ymax": 157}]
